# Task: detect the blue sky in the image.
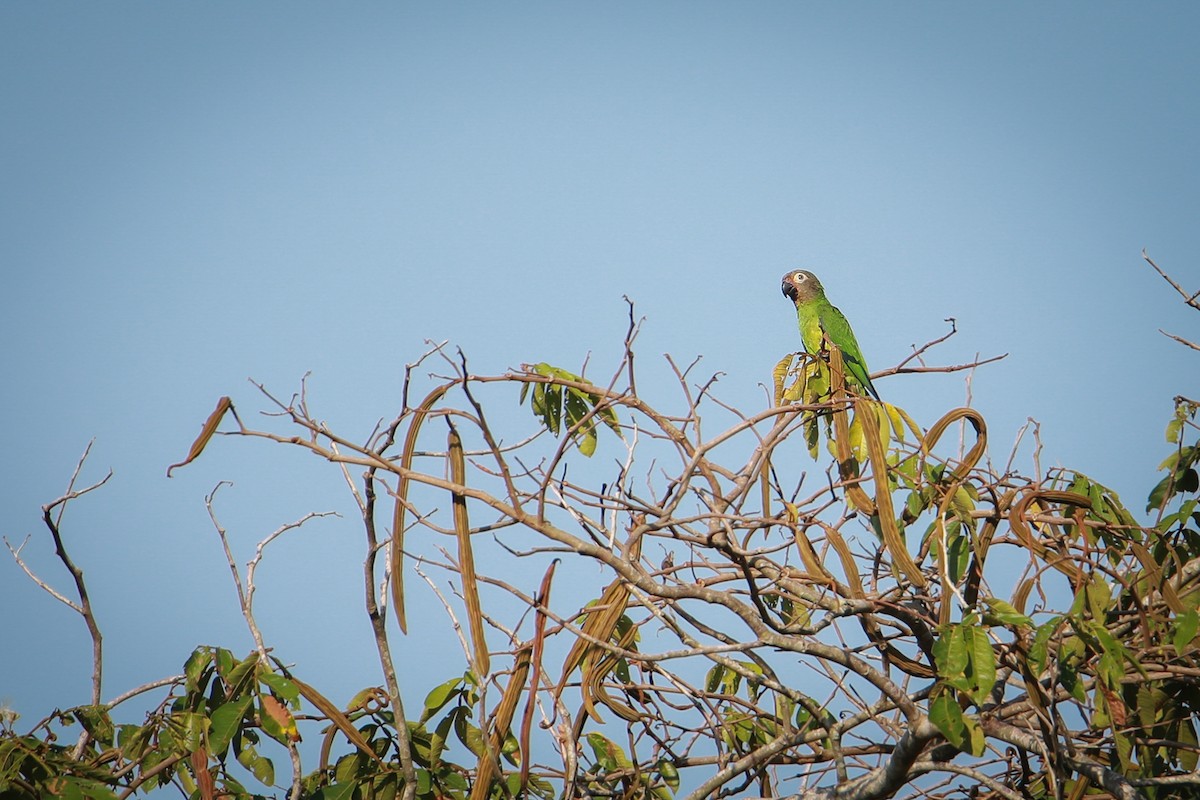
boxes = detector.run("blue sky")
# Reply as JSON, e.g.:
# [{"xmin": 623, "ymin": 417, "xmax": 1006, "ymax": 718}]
[{"xmin": 2, "ymin": 0, "xmax": 1198, "ymax": 755}]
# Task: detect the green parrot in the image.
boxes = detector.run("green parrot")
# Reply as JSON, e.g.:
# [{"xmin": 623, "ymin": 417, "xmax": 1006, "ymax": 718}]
[{"xmin": 781, "ymin": 269, "xmax": 880, "ymax": 400}]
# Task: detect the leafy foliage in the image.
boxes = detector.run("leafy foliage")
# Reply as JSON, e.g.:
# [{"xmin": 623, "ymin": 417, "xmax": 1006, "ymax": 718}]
[{"xmin": 519, "ymin": 362, "xmax": 621, "ymax": 457}]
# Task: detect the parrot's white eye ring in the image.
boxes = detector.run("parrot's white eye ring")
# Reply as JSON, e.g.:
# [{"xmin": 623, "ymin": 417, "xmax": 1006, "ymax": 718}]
[{"xmin": 794, "ymin": 272, "xmax": 806, "ymax": 282}]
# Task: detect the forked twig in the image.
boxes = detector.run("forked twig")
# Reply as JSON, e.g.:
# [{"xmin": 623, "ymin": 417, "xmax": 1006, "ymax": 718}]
[
  {"xmin": 5, "ymin": 441, "xmax": 114, "ymax": 758},
  {"xmin": 205, "ymin": 481, "xmax": 336, "ymax": 657}
]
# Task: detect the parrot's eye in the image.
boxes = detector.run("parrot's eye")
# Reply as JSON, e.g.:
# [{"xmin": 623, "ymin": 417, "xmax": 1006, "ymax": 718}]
[{"xmin": 793, "ymin": 272, "xmax": 806, "ymax": 283}]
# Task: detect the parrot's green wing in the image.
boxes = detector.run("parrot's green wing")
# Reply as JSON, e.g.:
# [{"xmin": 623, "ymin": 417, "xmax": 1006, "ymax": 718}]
[{"xmin": 815, "ymin": 301, "xmax": 880, "ymax": 400}]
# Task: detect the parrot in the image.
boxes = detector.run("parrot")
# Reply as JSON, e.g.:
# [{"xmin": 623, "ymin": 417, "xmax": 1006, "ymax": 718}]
[{"xmin": 781, "ymin": 269, "xmax": 880, "ymax": 400}]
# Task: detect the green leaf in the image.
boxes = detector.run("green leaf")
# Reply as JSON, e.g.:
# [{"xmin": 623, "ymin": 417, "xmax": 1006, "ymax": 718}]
[
  {"xmin": 314, "ymin": 784, "xmax": 356, "ymax": 800},
  {"xmin": 929, "ymin": 691, "xmax": 965, "ymax": 748},
  {"xmin": 236, "ymin": 742, "xmax": 257, "ymax": 770},
  {"xmin": 53, "ymin": 777, "xmax": 85, "ymax": 800},
  {"xmin": 184, "ymin": 647, "xmax": 213, "ymax": 694},
  {"xmin": 1157, "ymin": 450, "xmax": 1182, "ymax": 474},
  {"xmin": 236, "ymin": 743, "xmax": 275, "ymax": 786},
  {"xmin": 371, "ymin": 775, "xmax": 399, "ymax": 800},
  {"xmin": 1134, "ymin": 683, "xmax": 1162, "ymax": 730},
  {"xmin": 586, "ymin": 732, "xmax": 632, "ymax": 771},
  {"xmin": 1167, "ymin": 414, "xmax": 1184, "ymax": 444},
  {"xmin": 214, "ymin": 647, "xmax": 234, "ymax": 678},
  {"xmin": 521, "ymin": 362, "xmax": 620, "ymax": 456},
  {"xmin": 455, "ymin": 713, "xmax": 485, "ymax": 758},
  {"xmin": 250, "ymin": 753, "xmax": 275, "ymax": 786},
  {"xmin": 982, "ymin": 598, "xmax": 1033, "ymax": 628},
  {"xmin": 165, "ymin": 711, "xmax": 209, "ymax": 753},
  {"xmin": 334, "ymin": 752, "xmax": 366, "ymax": 785},
  {"xmin": 463, "ymin": 721, "xmax": 486, "ymax": 758},
  {"xmin": 117, "ymin": 723, "xmax": 152, "ymax": 761},
  {"xmin": 577, "ymin": 426, "xmax": 598, "ymax": 457},
  {"xmin": 545, "ymin": 385, "xmax": 562, "ymax": 434},
  {"xmin": 529, "ymin": 382, "xmax": 546, "ymax": 423},
  {"xmin": 421, "ymin": 676, "xmax": 464, "ymax": 722},
  {"xmin": 428, "ymin": 710, "xmax": 454, "ymax": 769},
  {"xmin": 60, "ymin": 777, "xmax": 119, "ymax": 800},
  {"xmin": 416, "ymin": 768, "xmax": 433, "ymax": 795},
  {"xmin": 657, "ymin": 758, "xmax": 680, "ymax": 792},
  {"xmin": 1180, "ymin": 718, "xmax": 1199, "ymax": 772},
  {"xmin": 966, "ymin": 626, "xmax": 997, "ymax": 703},
  {"xmin": 72, "ymin": 705, "xmax": 114, "ymax": 747},
  {"xmin": 209, "ymin": 695, "xmax": 252, "ymax": 756},
  {"xmin": 904, "ymin": 489, "xmax": 928, "ymax": 520},
  {"xmin": 1149, "ymin": 474, "xmax": 1171, "ymax": 512},
  {"xmin": 562, "ymin": 388, "xmax": 596, "ymax": 455},
  {"xmin": 950, "ymin": 485, "xmax": 976, "ymax": 519},
  {"xmin": 928, "ymin": 690, "xmax": 986, "ymax": 757},
  {"xmin": 257, "ymin": 694, "xmax": 299, "ymax": 745},
  {"xmin": 224, "ymin": 652, "xmax": 259, "ymax": 696},
  {"xmin": 563, "ymin": 387, "xmax": 589, "ymax": 427},
  {"xmin": 258, "ymin": 672, "xmax": 300, "ymax": 705},
  {"xmin": 938, "ymin": 519, "xmax": 970, "ymax": 584},
  {"xmin": 704, "ymin": 665, "xmax": 725, "ymax": 694},
  {"xmin": 1113, "ymin": 726, "xmax": 1133, "ymax": 771},
  {"xmin": 1175, "ymin": 610, "xmax": 1199, "ymax": 655},
  {"xmin": 1149, "ymin": 447, "xmax": 1200, "ymax": 511},
  {"xmin": 1059, "ymin": 658, "xmax": 1085, "ymax": 703},
  {"xmin": 933, "ymin": 624, "xmax": 969, "ymax": 686},
  {"xmin": 960, "ymin": 712, "xmax": 986, "ymax": 756}
]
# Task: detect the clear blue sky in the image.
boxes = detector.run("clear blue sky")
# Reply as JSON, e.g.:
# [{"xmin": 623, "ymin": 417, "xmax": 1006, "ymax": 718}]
[{"xmin": 2, "ymin": 1, "xmax": 1197, "ymax": 747}]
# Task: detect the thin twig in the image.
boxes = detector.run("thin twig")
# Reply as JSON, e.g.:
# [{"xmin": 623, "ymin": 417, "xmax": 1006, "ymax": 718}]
[{"xmin": 29, "ymin": 443, "xmax": 113, "ymax": 757}]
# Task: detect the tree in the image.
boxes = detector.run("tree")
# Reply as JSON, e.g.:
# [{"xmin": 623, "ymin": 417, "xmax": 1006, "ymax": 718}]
[{"xmin": 3, "ymin": 255, "xmax": 1199, "ymax": 800}]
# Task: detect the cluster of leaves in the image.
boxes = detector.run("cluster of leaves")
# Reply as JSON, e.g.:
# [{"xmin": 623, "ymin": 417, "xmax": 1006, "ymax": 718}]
[
  {"xmin": 0, "ymin": 652, "xmax": 554, "ymax": 800},
  {"xmin": 0, "ymin": 648, "xmax": 301, "ymax": 799},
  {"xmin": 519, "ymin": 363, "xmax": 621, "ymax": 457},
  {"xmin": 580, "ymin": 732, "xmax": 678, "ymax": 800},
  {"xmin": 773, "ymin": 349, "xmax": 920, "ymax": 466},
  {"xmin": 1, "ymin": 721, "xmax": 122, "ymax": 800}
]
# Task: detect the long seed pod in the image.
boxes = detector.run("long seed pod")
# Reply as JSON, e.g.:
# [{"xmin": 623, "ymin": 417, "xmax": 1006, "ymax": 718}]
[
  {"xmin": 922, "ymin": 407, "xmax": 987, "ymax": 482},
  {"xmin": 292, "ymin": 676, "xmax": 385, "ymax": 766},
  {"xmin": 790, "ymin": 521, "xmax": 834, "ymax": 587},
  {"xmin": 520, "ymin": 559, "xmax": 559, "ymax": 789},
  {"xmin": 583, "ymin": 621, "xmax": 642, "ymax": 722},
  {"xmin": 390, "ymin": 381, "xmax": 455, "ymax": 633},
  {"xmin": 1131, "ymin": 541, "xmax": 1185, "ymax": 613},
  {"xmin": 919, "ymin": 406, "xmax": 987, "ymax": 624},
  {"xmin": 470, "ymin": 646, "xmax": 532, "ymax": 800},
  {"xmin": 555, "ymin": 536, "xmax": 642, "ymax": 707},
  {"xmin": 1009, "ymin": 489, "xmax": 1097, "ymax": 593},
  {"xmin": 167, "ymin": 397, "xmax": 239, "ymax": 477},
  {"xmin": 828, "ymin": 346, "xmax": 875, "ymax": 515},
  {"xmin": 448, "ymin": 420, "xmax": 489, "ymax": 676},
  {"xmin": 860, "ymin": 399, "xmax": 927, "ymax": 588}
]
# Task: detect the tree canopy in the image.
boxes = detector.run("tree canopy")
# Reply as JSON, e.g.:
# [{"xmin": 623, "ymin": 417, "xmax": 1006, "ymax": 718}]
[{"xmin": 4, "ymin": 256, "xmax": 1200, "ymax": 800}]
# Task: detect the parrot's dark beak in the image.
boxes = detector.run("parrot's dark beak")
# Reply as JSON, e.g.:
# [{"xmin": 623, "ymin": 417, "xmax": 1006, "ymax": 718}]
[{"xmin": 782, "ymin": 279, "xmax": 797, "ymax": 301}]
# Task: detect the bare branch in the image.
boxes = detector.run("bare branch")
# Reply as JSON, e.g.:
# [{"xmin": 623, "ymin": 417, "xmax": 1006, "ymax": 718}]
[
  {"xmin": 206, "ymin": 481, "xmax": 336, "ymax": 657},
  {"xmin": 1159, "ymin": 328, "xmax": 1200, "ymax": 351},
  {"xmin": 16, "ymin": 442, "xmax": 115, "ymax": 759},
  {"xmin": 1144, "ymin": 249, "xmax": 1200, "ymax": 310}
]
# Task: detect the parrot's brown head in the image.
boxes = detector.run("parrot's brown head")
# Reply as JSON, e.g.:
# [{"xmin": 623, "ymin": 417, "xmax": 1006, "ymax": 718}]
[{"xmin": 781, "ymin": 270, "xmax": 823, "ymax": 304}]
